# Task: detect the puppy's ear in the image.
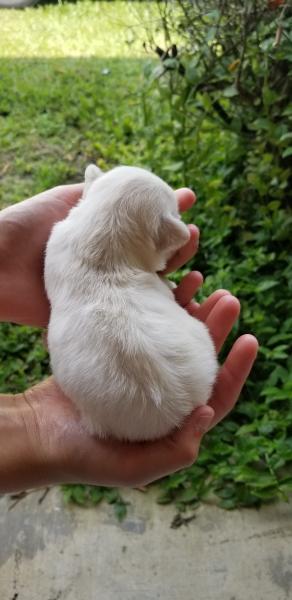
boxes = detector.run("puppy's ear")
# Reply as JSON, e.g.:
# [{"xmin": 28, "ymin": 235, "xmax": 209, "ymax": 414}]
[
  {"xmin": 83, "ymin": 164, "xmax": 103, "ymax": 198},
  {"xmin": 157, "ymin": 215, "xmax": 190, "ymax": 255}
]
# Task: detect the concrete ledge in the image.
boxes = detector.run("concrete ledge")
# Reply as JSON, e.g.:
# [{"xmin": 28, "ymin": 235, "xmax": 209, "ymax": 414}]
[{"xmin": 0, "ymin": 488, "xmax": 292, "ymax": 600}]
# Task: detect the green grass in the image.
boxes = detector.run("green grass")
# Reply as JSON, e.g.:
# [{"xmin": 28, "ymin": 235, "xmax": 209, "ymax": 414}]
[
  {"xmin": 0, "ymin": 1, "xmax": 154, "ymax": 58},
  {"xmin": 0, "ymin": 1, "xmax": 159, "ymax": 207},
  {"xmin": 0, "ymin": 55, "xmax": 146, "ymax": 206}
]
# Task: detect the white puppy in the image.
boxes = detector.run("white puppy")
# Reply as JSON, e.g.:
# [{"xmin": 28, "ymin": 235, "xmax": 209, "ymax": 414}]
[{"xmin": 45, "ymin": 165, "xmax": 218, "ymax": 441}]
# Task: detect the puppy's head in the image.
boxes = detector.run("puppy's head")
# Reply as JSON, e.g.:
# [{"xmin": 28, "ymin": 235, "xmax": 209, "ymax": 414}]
[{"xmin": 84, "ymin": 165, "xmax": 190, "ymax": 271}]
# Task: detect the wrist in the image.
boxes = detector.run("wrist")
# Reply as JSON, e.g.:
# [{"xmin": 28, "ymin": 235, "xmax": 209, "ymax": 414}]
[
  {"xmin": 0, "ymin": 389, "xmax": 62, "ymax": 493},
  {"xmin": 18, "ymin": 379, "xmax": 83, "ymax": 487}
]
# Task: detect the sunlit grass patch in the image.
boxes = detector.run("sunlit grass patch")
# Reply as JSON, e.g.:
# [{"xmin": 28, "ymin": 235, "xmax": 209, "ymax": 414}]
[{"xmin": 0, "ymin": 1, "xmax": 158, "ymax": 58}]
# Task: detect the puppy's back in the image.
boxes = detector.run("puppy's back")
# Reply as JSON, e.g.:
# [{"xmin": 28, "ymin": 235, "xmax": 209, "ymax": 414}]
[
  {"xmin": 45, "ymin": 166, "xmax": 217, "ymax": 441},
  {"xmin": 47, "ymin": 258, "xmax": 217, "ymax": 440}
]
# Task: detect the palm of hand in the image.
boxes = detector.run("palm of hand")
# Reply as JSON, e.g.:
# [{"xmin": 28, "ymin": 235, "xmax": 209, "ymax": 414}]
[{"xmin": 26, "ymin": 291, "xmax": 257, "ymax": 487}]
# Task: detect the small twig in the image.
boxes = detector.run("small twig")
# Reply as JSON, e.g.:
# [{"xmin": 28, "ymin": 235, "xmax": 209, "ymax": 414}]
[
  {"xmin": 274, "ymin": 4, "xmax": 288, "ymax": 47},
  {"xmin": 9, "ymin": 491, "xmax": 30, "ymax": 511},
  {"xmin": 0, "ymin": 163, "xmax": 10, "ymax": 177},
  {"xmin": 235, "ymin": 2, "xmax": 249, "ymax": 91},
  {"xmin": 38, "ymin": 487, "xmax": 50, "ymax": 504},
  {"xmin": 9, "ymin": 487, "xmax": 51, "ymax": 510},
  {"xmin": 171, "ymin": 512, "xmax": 197, "ymax": 529}
]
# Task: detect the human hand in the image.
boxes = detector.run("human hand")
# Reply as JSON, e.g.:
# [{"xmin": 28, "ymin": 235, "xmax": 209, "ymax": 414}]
[
  {"xmin": 0, "ymin": 185, "xmax": 199, "ymax": 327},
  {"xmin": 8, "ymin": 289, "xmax": 257, "ymax": 492}
]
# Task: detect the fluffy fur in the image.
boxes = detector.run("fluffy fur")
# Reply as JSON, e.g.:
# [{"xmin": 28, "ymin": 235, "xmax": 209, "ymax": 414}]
[{"xmin": 45, "ymin": 165, "xmax": 218, "ymax": 441}]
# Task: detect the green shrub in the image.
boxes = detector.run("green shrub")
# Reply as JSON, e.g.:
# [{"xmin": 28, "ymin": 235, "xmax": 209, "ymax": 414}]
[{"xmin": 138, "ymin": 0, "xmax": 292, "ymax": 509}]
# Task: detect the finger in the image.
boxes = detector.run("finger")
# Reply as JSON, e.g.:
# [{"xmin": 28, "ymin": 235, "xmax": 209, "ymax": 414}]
[
  {"xmin": 162, "ymin": 224, "xmax": 199, "ymax": 275},
  {"xmin": 205, "ymin": 295, "xmax": 241, "ymax": 353},
  {"xmin": 209, "ymin": 334, "xmax": 259, "ymax": 428},
  {"xmin": 185, "ymin": 300, "xmax": 200, "ymax": 316},
  {"xmin": 175, "ymin": 405, "xmax": 215, "ymax": 440},
  {"xmin": 124, "ymin": 405, "xmax": 215, "ymax": 486},
  {"xmin": 53, "ymin": 183, "xmax": 84, "ymax": 208},
  {"xmin": 173, "ymin": 271, "xmax": 203, "ymax": 307},
  {"xmin": 195, "ymin": 289, "xmax": 232, "ymax": 322},
  {"xmin": 175, "ymin": 188, "xmax": 196, "ymax": 212}
]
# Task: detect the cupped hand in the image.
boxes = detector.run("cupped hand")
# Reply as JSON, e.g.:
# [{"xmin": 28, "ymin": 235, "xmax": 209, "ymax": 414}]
[
  {"xmin": 0, "ymin": 185, "xmax": 198, "ymax": 327},
  {"xmin": 21, "ymin": 288, "xmax": 258, "ymax": 489}
]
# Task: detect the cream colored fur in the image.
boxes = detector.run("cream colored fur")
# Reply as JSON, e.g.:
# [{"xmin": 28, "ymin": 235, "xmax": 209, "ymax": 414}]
[{"xmin": 45, "ymin": 165, "xmax": 218, "ymax": 441}]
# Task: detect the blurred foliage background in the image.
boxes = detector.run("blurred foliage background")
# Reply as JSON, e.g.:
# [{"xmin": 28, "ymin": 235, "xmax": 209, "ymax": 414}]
[{"xmin": 0, "ymin": 0, "xmax": 291, "ymax": 514}]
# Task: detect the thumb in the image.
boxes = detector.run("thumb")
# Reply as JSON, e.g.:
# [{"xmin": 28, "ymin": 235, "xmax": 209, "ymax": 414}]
[
  {"xmin": 181, "ymin": 405, "xmax": 215, "ymax": 438},
  {"xmin": 125, "ymin": 405, "xmax": 215, "ymax": 487}
]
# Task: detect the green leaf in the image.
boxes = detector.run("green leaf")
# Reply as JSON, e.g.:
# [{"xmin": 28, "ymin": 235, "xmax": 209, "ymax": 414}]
[
  {"xmin": 89, "ymin": 488, "xmax": 104, "ymax": 504},
  {"xmin": 104, "ymin": 489, "xmax": 120, "ymax": 504},
  {"xmin": 256, "ymin": 280, "xmax": 279, "ymax": 292},
  {"xmin": 163, "ymin": 58, "xmax": 179, "ymax": 70},
  {"xmin": 252, "ymin": 487, "xmax": 278, "ymax": 500},
  {"xmin": 114, "ymin": 502, "xmax": 128, "ymax": 522},
  {"xmin": 219, "ymin": 498, "xmax": 238, "ymax": 510},
  {"xmin": 185, "ymin": 65, "xmax": 198, "ymax": 84},
  {"xmin": 157, "ymin": 492, "xmax": 173, "ymax": 505},
  {"xmin": 204, "ymin": 10, "xmax": 220, "ymax": 22},
  {"xmin": 279, "ymin": 132, "xmax": 292, "ymax": 143},
  {"xmin": 258, "ymin": 422, "xmax": 275, "ymax": 435},
  {"xmin": 177, "ymin": 487, "xmax": 199, "ymax": 504},
  {"xmin": 163, "ymin": 161, "xmax": 184, "ymax": 172},
  {"xmin": 222, "ymin": 85, "xmax": 239, "ymax": 98},
  {"xmin": 216, "ymin": 485, "xmax": 236, "ymax": 499},
  {"xmin": 279, "ymin": 477, "xmax": 292, "ymax": 493},
  {"xmin": 72, "ymin": 486, "xmax": 87, "ymax": 505},
  {"xmin": 282, "ymin": 147, "xmax": 292, "ymax": 158}
]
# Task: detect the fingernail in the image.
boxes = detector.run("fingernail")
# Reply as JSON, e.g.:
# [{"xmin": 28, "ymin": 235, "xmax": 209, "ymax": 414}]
[
  {"xmin": 192, "ymin": 270, "xmax": 203, "ymax": 283},
  {"xmin": 189, "ymin": 224, "xmax": 199, "ymax": 237},
  {"xmin": 194, "ymin": 414, "xmax": 213, "ymax": 434}
]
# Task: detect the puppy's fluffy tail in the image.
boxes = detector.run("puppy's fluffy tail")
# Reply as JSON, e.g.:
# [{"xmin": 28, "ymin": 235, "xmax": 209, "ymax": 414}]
[{"xmin": 83, "ymin": 164, "xmax": 103, "ymax": 198}]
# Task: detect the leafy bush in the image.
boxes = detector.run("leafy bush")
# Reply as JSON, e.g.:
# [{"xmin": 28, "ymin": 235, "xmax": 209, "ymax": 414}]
[
  {"xmin": 62, "ymin": 484, "xmax": 128, "ymax": 521},
  {"xmin": 139, "ymin": 0, "xmax": 292, "ymax": 509}
]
